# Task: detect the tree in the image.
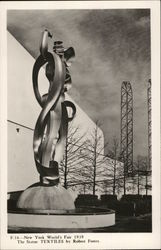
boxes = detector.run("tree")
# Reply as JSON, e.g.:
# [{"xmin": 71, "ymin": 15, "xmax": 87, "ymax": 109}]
[
  {"xmin": 144, "ymin": 157, "xmax": 152, "ymax": 196},
  {"xmin": 59, "ymin": 122, "xmax": 87, "ymax": 189},
  {"xmin": 130, "ymin": 155, "xmax": 152, "ymax": 195},
  {"xmin": 105, "ymin": 145, "xmax": 134, "ymax": 196},
  {"xmin": 133, "ymin": 156, "xmax": 144, "ymax": 195},
  {"xmin": 79, "ymin": 121, "xmax": 108, "ymax": 195},
  {"xmin": 106, "ymin": 137, "xmax": 122, "ymax": 195},
  {"xmin": 116, "ymin": 149, "xmax": 130, "ymax": 195}
]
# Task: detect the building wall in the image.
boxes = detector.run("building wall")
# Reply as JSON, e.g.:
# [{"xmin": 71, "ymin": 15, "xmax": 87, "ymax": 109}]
[{"xmin": 8, "ymin": 122, "xmax": 37, "ymax": 191}]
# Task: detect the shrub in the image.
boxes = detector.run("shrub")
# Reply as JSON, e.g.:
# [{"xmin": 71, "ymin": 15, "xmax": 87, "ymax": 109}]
[{"xmin": 75, "ymin": 194, "xmax": 100, "ymax": 207}]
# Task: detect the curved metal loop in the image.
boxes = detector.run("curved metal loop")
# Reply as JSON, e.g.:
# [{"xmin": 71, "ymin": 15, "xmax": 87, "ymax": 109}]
[
  {"xmin": 64, "ymin": 100, "xmax": 76, "ymax": 122},
  {"xmin": 64, "ymin": 47, "xmax": 75, "ymax": 67},
  {"xmin": 32, "ymin": 52, "xmax": 54, "ymax": 107},
  {"xmin": 33, "ymin": 51, "xmax": 65, "ymax": 178},
  {"xmin": 40, "ymin": 29, "xmax": 52, "ymax": 59}
]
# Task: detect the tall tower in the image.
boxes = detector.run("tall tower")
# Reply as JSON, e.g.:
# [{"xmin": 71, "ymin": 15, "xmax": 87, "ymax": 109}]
[
  {"xmin": 147, "ymin": 79, "xmax": 152, "ymax": 170},
  {"xmin": 120, "ymin": 81, "xmax": 133, "ymax": 175}
]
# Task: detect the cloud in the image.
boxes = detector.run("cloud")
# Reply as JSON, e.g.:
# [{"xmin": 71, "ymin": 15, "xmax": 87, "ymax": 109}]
[
  {"xmin": 135, "ymin": 16, "xmax": 150, "ymax": 28},
  {"xmin": 7, "ymin": 9, "xmax": 150, "ymax": 158}
]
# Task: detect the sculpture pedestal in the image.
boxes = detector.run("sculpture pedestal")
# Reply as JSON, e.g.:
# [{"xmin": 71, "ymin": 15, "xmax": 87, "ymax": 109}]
[
  {"xmin": 8, "ymin": 190, "xmax": 115, "ymax": 232},
  {"xmin": 17, "ymin": 184, "xmax": 75, "ymax": 210}
]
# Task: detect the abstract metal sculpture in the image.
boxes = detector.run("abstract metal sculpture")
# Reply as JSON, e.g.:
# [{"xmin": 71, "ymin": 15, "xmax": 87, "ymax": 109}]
[
  {"xmin": 17, "ymin": 30, "xmax": 76, "ymax": 210},
  {"xmin": 8, "ymin": 30, "xmax": 115, "ymax": 230}
]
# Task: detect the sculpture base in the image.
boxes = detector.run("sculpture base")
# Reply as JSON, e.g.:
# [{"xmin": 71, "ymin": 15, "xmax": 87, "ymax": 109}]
[
  {"xmin": 17, "ymin": 183, "xmax": 75, "ymax": 210},
  {"xmin": 8, "ymin": 190, "xmax": 115, "ymax": 232}
]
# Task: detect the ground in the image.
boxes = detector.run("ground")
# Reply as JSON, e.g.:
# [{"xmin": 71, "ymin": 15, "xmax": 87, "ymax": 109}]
[{"xmin": 94, "ymin": 213, "xmax": 152, "ymax": 232}]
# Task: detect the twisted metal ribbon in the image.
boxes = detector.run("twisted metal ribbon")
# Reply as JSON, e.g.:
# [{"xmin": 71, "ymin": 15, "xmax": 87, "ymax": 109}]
[{"xmin": 32, "ymin": 30, "xmax": 76, "ymax": 184}]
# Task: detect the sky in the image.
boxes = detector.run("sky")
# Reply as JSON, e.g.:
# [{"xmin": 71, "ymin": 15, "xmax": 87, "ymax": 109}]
[{"xmin": 7, "ymin": 9, "xmax": 151, "ymax": 158}]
